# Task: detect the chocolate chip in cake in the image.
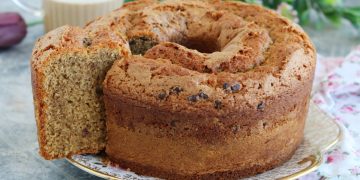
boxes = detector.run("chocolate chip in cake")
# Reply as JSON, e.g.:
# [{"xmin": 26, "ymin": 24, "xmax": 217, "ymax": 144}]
[
  {"xmin": 214, "ymin": 100, "xmax": 222, "ymax": 109},
  {"xmin": 170, "ymin": 120, "xmax": 178, "ymax": 127},
  {"xmin": 231, "ymin": 84, "xmax": 241, "ymax": 93},
  {"xmin": 257, "ymin": 101, "xmax": 265, "ymax": 111},
  {"xmin": 223, "ymin": 83, "xmax": 230, "ymax": 90},
  {"xmin": 170, "ymin": 86, "xmax": 183, "ymax": 95},
  {"xmin": 82, "ymin": 37, "xmax": 92, "ymax": 47},
  {"xmin": 222, "ymin": 83, "xmax": 233, "ymax": 93},
  {"xmin": 222, "ymin": 83, "xmax": 242, "ymax": 93},
  {"xmin": 188, "ymin": 95, "xmax": 199, "ymax": 102},
  {"xmin": 158, "ymin": 91, "xmax": 168, "ymax": 100},
  {"xmin": 82, "ymin": 128, "xmax": 89, "ymax": 137},
  {"xmin": 198, "ymin": 91, "xmax": 209, "ymax": 99}
]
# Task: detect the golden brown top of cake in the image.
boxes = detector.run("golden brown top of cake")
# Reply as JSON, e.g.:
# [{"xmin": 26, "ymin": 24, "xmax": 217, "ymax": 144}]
[
  {"xmin": 32, "ymin": 25, "xmax": 129, "ymax": 69},
  {"xmin": 103, "ymin": 0, "xmax": 316, "ymax": 119}
]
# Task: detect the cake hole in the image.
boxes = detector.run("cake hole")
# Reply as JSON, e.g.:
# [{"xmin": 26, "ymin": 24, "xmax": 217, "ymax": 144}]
[
  {"xmin": 181, "ymin": 37, "xmax": 220, "ymax": 53},
  {"xmin": 129, "ymin": 36, "xmax": 158, "ymax": 55},
  {"xmin": 130, "ymin": 35, "xmax": 221, "ymax": 55},
  {"xmin": 232, "ymin": 125, "xmax": 240, "ymax": 134},
  {"xmin": 262, "ymin": 122, "xmax": 267, "ymax": 129}
]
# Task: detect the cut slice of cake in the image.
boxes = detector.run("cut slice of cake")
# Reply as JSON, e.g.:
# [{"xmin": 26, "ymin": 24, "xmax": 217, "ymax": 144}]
[{"xmin": 31, "ymin": 25, "xmax": 129, "ymax": 159}]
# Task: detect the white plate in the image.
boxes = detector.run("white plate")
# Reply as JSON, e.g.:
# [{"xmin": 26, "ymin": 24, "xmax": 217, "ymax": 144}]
[{"xmin": 67, "ymin": 102, "xmax": 341, "ymax": 180}]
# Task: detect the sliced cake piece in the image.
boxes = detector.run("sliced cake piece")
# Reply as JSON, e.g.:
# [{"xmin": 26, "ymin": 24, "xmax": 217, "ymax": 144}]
[{"xmin": 31, "ymin": 25, "xmax": 129, "ymax": 159}]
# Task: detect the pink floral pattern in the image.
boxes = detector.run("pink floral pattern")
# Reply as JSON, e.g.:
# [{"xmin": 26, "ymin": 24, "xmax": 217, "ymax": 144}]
[{"xmin": 301, "ymin": 47, "xmax": 360, "ymax": 179}]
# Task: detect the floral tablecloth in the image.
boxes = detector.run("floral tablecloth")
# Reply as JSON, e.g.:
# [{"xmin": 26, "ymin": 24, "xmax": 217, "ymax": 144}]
[{"xmin": 301, "ymin": 47, "xmax": 360, "ymax": 179}]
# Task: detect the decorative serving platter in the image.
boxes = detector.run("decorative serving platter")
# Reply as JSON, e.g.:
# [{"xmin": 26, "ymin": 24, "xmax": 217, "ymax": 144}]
[{"xmin": 67, "ymin": 102, "xmax": 342, "ymax": 180}]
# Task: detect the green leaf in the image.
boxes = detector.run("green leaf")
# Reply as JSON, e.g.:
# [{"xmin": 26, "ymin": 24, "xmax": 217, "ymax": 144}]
[
  {"xmin": 293, "ymin": 0, "xmax": 309, "ymax": 15},
  {"xmin": 293, "ymin": 0, "xmax": 307, "ymax": 10},
  {"xmin": 319, "ymin": 0, "xmax": 342, "ymax": 6},
  {"xmin": 342, "ymin": 7, "xmax": 360, "ymax": 28},
  {"xmin": 343, "ymin": 6, "xmax": 360, "ymax": 16},
  {"xmin": 325, "ymin": 12, "xmax": 342, "ymax": 26},
  {"xmin": 240, "ymin": 0, "xmax": 258, "ymax": 3},
  {"xmin": 320, "ymin": 7, "xmax": 342, "ymax": 26},
  {"xmin": 299, "ymin": 9, "xmax": 310, "ymax": 25},
  {"xmin": 262, "ymin": 0, "xmax": 283, "ymax": 9}
]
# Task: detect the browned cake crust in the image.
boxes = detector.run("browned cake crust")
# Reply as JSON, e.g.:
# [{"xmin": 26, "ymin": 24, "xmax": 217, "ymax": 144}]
[
  {"xmin": 104, "ymin": 86, "xmax": 309, "ymax": 179},
  {"xmin": 108, "ymin": 145, "xmax": 299, "ymax": 180},
  {"xmin": 102, "ymin": 0, "xmax": 316, "ymax": 179}
]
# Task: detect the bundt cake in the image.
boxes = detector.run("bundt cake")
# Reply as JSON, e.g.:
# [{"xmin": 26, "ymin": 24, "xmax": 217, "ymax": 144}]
[
  {"xmin": 102, "ymin": 0, "xmax": 316, "ymax": 179},
  {"xmin": 31, "ymin": 0, "xmax": 316, "ymax": 179}
]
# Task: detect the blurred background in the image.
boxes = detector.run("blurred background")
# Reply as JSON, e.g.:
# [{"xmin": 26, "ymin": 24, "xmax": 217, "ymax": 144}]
[{"xmin": 0, "ymin": 0, "xmax": 360, "ymax": 179}]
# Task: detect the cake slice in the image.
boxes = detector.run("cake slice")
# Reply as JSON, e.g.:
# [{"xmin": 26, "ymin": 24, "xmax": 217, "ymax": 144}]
[{"xmin": 31, "ymin": 25, "xmax": 129, "ymax": 159}]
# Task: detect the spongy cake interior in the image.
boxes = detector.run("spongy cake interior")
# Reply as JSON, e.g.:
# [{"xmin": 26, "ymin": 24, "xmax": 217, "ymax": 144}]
[{"xmin": 41, "ymin": 49, "xmax": 119, "ymax": 159}]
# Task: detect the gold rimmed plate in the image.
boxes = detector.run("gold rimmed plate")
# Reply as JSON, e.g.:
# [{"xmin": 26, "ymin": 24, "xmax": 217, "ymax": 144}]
[{"xmin": 67, "ymin": 102, "xmax": 342, "ymax": 180}]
